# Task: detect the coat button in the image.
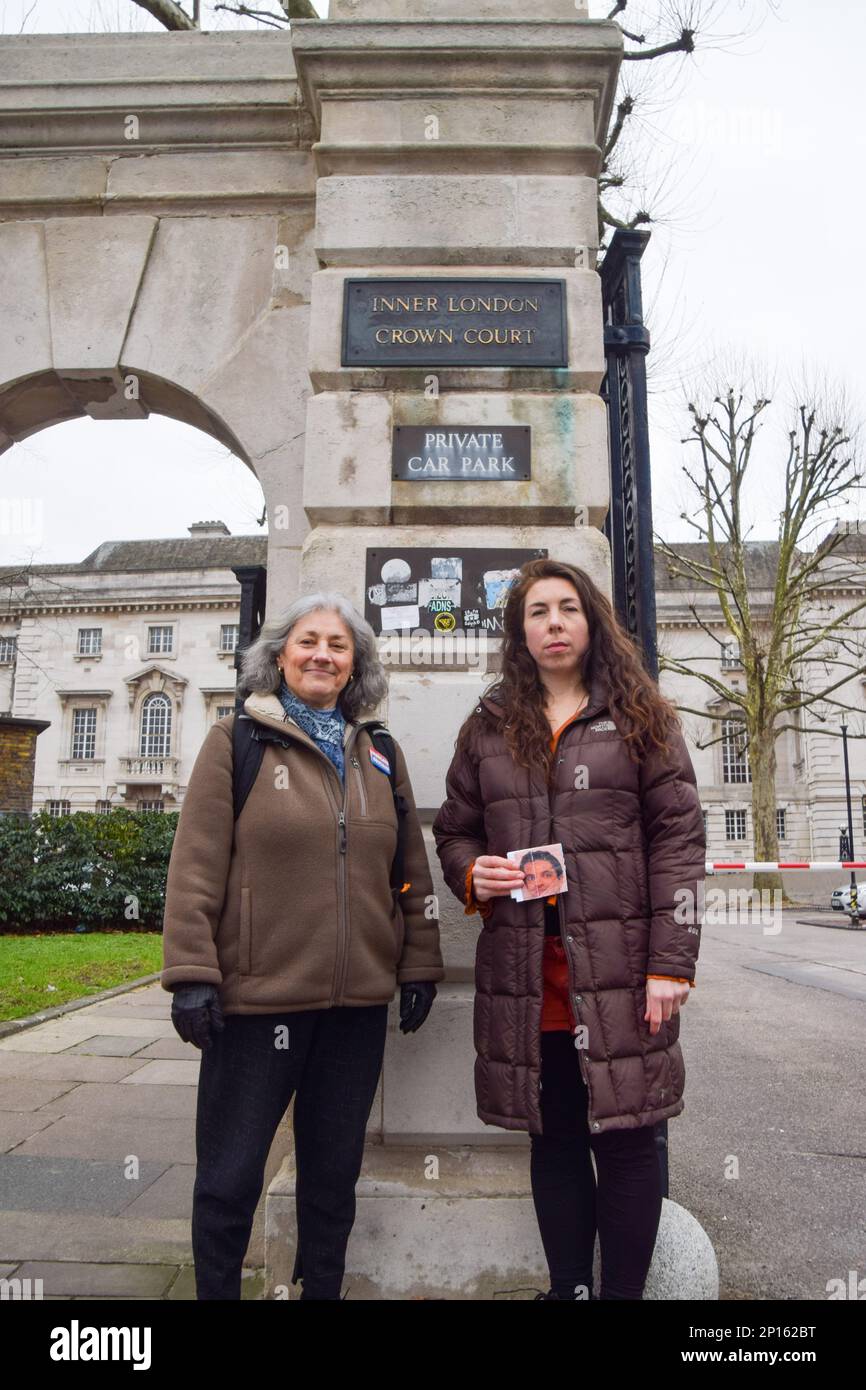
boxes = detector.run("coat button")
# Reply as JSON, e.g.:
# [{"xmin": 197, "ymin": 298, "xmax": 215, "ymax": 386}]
[
  {"xmin": 574, "ymin": 993, "xmax": 582, "ymax": 1003},
  {"xmin": 567, "ymin": 934, "xmax": 574, "ymax": 942},
  {"xmin": 591, "ymin": 1122, "xmax": 600, "ymax": 1131}
]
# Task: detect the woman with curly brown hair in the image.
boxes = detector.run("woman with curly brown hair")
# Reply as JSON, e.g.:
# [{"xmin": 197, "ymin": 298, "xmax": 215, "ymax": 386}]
[{"xmin": 432, "ymin": 558, "xmax": 705, "ymax": 1301}]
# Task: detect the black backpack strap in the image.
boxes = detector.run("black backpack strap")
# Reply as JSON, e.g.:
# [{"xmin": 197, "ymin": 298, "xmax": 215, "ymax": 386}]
[
  {"xmin": 231, "ymin": 713, "xmax": 267, "ymax": 822},
  {"xmin": 368, "ymin": 724, "xmax": 409, "ymax": 896}
]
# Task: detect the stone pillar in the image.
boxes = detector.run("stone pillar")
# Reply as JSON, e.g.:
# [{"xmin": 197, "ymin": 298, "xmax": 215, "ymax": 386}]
[
  {"xmin": 0, "ymin": 716, "xmax": 50, "ymax": 815},
  {"xmin": 265, "ymin": 0, "xmax": 623, "ymax": 1298}
]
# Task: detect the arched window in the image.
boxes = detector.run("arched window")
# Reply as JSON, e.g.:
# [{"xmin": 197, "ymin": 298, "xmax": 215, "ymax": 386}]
[{"xmin": 140, "ymin": 692, "xmax": 172, "ymax": 758}]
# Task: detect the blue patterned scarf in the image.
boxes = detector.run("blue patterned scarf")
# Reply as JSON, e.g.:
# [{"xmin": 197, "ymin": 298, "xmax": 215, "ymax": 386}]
[{"xmin": 277, "ymin": 676, "xmax": 347, "ymax": 783}]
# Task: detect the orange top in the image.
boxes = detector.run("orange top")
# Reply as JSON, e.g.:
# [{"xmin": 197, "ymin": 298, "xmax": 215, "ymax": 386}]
[{"xmin": 463, "ymin": 708, "xmax": 695, "ymax": 990}]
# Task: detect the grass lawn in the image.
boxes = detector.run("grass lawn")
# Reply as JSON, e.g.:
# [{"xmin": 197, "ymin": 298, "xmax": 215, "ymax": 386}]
[{"xmin": 0, "ymin": 933, "xmax": 164, "ymax": 1022}]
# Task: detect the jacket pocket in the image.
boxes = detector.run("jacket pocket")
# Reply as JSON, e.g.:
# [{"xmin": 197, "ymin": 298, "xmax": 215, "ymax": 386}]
[{"xmin": 239, "ymin": 886, "xmax": 252, "ymax": 975}]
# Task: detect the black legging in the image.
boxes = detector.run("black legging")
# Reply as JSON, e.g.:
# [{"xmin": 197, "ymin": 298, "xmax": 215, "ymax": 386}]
[{"xmin": 529, "ymin": 1030, "xmax": 663, "ymax": 1299}]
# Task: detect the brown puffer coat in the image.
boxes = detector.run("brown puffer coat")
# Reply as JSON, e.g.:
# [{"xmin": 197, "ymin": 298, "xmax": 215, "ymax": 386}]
[{"xmin": 432, "ymin": 671, "xmax": 705, "ymax": 1135}]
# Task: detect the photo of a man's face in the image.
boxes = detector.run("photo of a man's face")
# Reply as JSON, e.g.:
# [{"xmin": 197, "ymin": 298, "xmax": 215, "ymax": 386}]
[
  {"xmin": 507, "ymin": 843, "xmax": 567, "ymax": 902},
  {"xmin": 521, "ymin": 854, "xmax": 565, "ymax": 899}
]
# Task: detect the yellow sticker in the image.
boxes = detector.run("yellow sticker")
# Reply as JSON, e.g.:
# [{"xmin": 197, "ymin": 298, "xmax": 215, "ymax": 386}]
[{"xmin": 434, "ymin": 611, "xmax": 456, "ymax": 631}]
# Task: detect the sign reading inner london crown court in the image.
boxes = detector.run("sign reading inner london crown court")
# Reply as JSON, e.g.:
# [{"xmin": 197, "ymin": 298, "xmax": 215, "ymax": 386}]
[{"xmin": 342, "ymin": 277, "xmax": 568, "ymax": 367}]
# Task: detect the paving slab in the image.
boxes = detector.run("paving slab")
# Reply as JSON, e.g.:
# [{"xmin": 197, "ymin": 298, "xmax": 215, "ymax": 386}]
[
  {"xmin": 0, "ymin": 1028, "xmax": 102, "ymax": 1053},
  {"xmin": 79, "ymin": 1005, "xmax": 173, "ymax": 1019},
  {"xmin": 0, "ymin": 1053, "xmax": 40, "ymax": 1076},
  {"xmin": 121, "ymin": 1164, "xmax": 196, "ymax": 1220},
  {"xmin": 62, "ymin": 1036, "xmax": 155, "ymax": 1057},
  {"xmin": 0, "ymin": 1112, "xmax": 61, "ymax": 1154},
  {"xmin": 121, "ymin": 1060, "xmax": 200, "ymax": 1086},
  {"xmin": 14, "ymin": 1260, "xmax": 178, "ymax": 1298},
  {"xmin": 13, "ymin": 1114, "xmax": 196, "ymax": 1164},
  {"xmin": 130, "ymin": 1037, "xmax": 201, "ymax": 1061},
  {"xmin": 51, "ymin": 1017, "xmax": 177, "ymax": 1039},
  {"xmin": 0, "ymin": 1210, "xmax": 192, "ymax": 1264},
  {"xmin": 0, "ymin": 1054, "xmax": 150, "ymax": 1082},
  {"xmin": 24, "ymin": 1081, "xmax": 197, "ymax": 1121},
  {"xmin": 0, "ymin": 1154, "xmax": 170, "ymax": 1214},
  {"xmin": 0, "ymin": 1079, "xmax": 81, "ymax": 1111},
  {"xmin": 165, "ymin": 1264, "xmax": 197, "ymax": 1300}
]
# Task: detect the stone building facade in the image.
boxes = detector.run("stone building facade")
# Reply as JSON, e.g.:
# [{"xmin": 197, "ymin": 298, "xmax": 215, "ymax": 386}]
[{"xmin": 0, "ymin": 522, "xmax": 264, "ymax": 815}]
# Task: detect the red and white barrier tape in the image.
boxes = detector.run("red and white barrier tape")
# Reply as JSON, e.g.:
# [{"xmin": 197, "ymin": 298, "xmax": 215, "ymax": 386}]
[{"xmin": 706, "ymin": 861, "xmax": 866, "ymax": 872}]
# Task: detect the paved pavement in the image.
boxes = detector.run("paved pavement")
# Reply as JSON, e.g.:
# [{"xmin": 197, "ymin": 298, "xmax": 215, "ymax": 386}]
[
  {"xmin": 0, "ymin": 907, "xmax": 863, "ymax": 1300},
  {"xmin": 0, "ymin": 982, "xmax": 274, "ymax": 1300}
]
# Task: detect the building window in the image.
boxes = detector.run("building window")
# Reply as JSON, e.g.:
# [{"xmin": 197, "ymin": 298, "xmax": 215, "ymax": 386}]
[
  {"xmin": 0, "ymin": 635, "xmax": 16, "ymax": 662},
  {"xmin": 147, "ymin": 625, "xmax": 173, "ymax": 655},
  {"xmin": 71, "ymin": 707, "xmax": 97, "ymax": 760},
  {"xmin": 725, "ymin": 809, "xmax": 747, "ymax": 841},
  {"xmin": 721, "ymin": 639, "xmax": 742, "ymax": 669},
  {"xmin": 219, "ymin": 624, "xmax": 239, "ymax": 653},
  {"xmin": 46, "ymin": 800, "xmax": 71, "ymax": 817},
  {"xmin": 722, "ymin": 719, "xmax": 751, "ymax": 783},
  {"xmin": 140, "ymin": 692, "xmax": 172, "ymax": 757},
  {"xmin": 95, "ymin": 800, "xmax": 113, "ymax": 814},
  {"xmin": 77, "ymin": 628, "xmax": 102, "ymax": 656},
  {"xmin": 776, "ymin": 808, "xmax": 787, "ymax": 841},
  {"xmin": 215, "ymin": 704, "xmax": 234, "ymax": 721},
  {"xmin": 138, "ymin": 799, "xmax": 164, "ymax": 813}
]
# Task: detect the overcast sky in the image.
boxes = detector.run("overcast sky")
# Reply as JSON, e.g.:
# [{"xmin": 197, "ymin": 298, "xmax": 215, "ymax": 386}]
[{"xmin": 1, "ymin": 0, "xmax": 863, "ymax": 566}]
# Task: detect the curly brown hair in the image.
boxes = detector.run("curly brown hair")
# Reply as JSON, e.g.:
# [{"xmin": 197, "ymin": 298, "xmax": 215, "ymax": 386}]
[{"xmin": 456, "ymin": 557, "xmax": 681, "ymax": 776}]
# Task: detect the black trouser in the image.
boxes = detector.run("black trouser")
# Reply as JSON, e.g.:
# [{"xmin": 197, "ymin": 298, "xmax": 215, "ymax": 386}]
[
  {"xmin": 529, "ymin": 1030, "xmax": 663, "ymax": 1300},
  {"xmin": 191, "ymin": 1004, "xmax": 389, "ymax": 1300}
]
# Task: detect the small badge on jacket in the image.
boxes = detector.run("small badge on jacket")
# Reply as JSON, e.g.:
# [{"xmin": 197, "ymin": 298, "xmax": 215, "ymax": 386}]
[
  {"xmin": 369, "ymin": 747, "xmax": 391, "ymax": 775},
  {"xmin": 589, "ymin": 719, "xmax": 616, "ymax": 732}
]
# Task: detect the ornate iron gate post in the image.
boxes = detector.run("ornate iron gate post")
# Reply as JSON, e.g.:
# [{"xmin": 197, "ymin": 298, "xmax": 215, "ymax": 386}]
[
  {"xmin": 231, "ymin": 563, "xmax": 267, "ymax": 710},
  {"xmin": 600, "ymin": 228, "xmax": 670, "ymax": 1197}
]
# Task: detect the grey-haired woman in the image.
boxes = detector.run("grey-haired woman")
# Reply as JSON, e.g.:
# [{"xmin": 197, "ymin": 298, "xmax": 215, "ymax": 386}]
[{"xmin": 161, "ymin": 593, "xmax": 443, "ymax": 1300}]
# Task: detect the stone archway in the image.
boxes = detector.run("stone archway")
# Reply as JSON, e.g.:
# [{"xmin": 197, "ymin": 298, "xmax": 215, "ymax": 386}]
[{"xmin": 0, "ymin": 28, "xmax": 318, "ymax": 603}]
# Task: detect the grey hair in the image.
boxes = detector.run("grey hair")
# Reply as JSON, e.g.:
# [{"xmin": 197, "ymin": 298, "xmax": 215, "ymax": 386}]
[{"xmin": 237, "ymin": 591, "xmax": 389, "ymax": 720}]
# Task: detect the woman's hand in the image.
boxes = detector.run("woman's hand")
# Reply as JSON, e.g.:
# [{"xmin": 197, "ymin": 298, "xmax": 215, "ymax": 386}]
[
  {"xmin": 644, "ymin": 977, "xmax": 690, "ymax": 1036},
  {"xmin": 472, "ymin": 854, "xmax": 526, "ymax": 902}
]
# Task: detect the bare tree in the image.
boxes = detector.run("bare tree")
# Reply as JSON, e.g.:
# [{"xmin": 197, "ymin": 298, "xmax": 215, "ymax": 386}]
[
  {"xmin": 125, "ymin": 0, "xmax": 317, "ymax": 27},
  {"xmin": 597, "ymin": 0, "xmax": 782, "ymax": 248},
  {"xmin": 655, "ymin": 368, "xmax": 866, "ymax": 900}
]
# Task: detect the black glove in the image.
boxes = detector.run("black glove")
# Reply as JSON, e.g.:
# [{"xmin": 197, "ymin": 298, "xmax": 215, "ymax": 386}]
[
  {"xmin": 399, "ymin": 981, "xmax": 436, "ymax": 1034},
  {"xmin": 170, "ymin": 983, "xmax": 225, "ymax": 1050}
]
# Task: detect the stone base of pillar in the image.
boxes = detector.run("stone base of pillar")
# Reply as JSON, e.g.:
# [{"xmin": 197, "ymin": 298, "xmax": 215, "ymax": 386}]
[
  {"xmin": 265, "ymin": 1142, "xmax": 547, "ymax": 1300},
  {"xmin": 264, "ymin": 1144, "xmax": 719, "ymax": 1300}
]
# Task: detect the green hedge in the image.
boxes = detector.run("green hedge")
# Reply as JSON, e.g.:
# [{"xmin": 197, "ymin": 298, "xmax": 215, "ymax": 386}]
[{"xmin": 0, "ymin": 809, "xmax": 178, "ymax": 933}]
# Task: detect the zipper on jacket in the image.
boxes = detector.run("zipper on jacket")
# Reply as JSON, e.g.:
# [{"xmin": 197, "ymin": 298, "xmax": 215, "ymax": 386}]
[
  {"xmin": 317, "ymin": 733, "xmax": 360, "ymax": 1007},
  {"xmin": 557, "ymin": 887, "xmax": 596, "ymax": 1132},
  {"xmin": 351, "ymin": 756, "xmax": 368, "ymax": 816},
  {"xmin": 336, "ymin": 809, "xmax": 349, "ymax": 1002},
  {"xmin": 265, "ymin": 714, "xmax": 367, "ymax": 1008},
  {"xmin": 335, "ymin": 729, "xmax": 365, "ymax": 1003},
  {"xmin": 548, "ymin": 707, "xmax": 599, "ymax": 1134}
]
